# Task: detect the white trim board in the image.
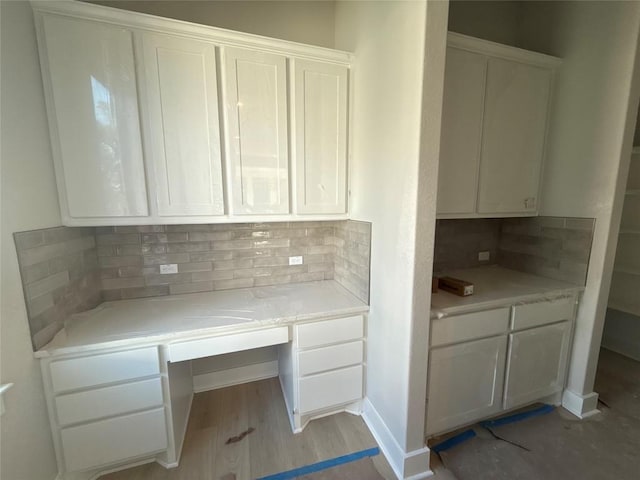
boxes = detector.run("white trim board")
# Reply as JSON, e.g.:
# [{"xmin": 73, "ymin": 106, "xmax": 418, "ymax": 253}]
[
  {"xmin": 562, "ymin": 389, "xmax": 600, "ymax": 419},
  {"xmin": 193, "ymin": 361, "xmax": 279, "ymax": 393},
  {"xmin": 361, "ymin": 398, "xmax": 433, "ymax": 480}
]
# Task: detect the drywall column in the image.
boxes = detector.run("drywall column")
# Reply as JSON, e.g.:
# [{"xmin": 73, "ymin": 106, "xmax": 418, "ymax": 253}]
[
  {"xmin": 0, "ymin": 1, "xmax": 62, "ymax": 479},
  {"xmin": 519, "ymin": 1, "xmax": 640, "ymax": 417},
  {"xmin": 335, "ymin": 1, "xmax": 448, "ymax": 477}
]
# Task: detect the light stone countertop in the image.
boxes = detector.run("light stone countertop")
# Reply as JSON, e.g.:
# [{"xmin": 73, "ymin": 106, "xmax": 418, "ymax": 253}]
[
  {"xmin": 431, "ymin": 265, "xmax": 584, "ymax": 319},
  {"xmin": 36, "ymin": 280, "xmax": 369, "ymax": 358}
]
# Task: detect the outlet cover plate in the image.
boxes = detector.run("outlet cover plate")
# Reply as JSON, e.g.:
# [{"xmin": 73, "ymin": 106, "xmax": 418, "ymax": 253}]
[
  {"xmin": 160, "ymin": 264, "xmax": 179, "ymax": 274},
  {"xmin": 289, "ymin": 256, "xmax": 303, "ymax": 266}
]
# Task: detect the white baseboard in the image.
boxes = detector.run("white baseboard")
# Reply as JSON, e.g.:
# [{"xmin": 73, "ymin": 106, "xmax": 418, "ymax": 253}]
[
  {"xmin": 193, "ymin": 361, "xmax": 279, "ymax": 393},
  {"xmin": 361, "ymin": 398, "xmax": 432, "ymax": 480},
  {"xmin": 562, "ymin": 389, "xmax": 600, "ymax": 419}
]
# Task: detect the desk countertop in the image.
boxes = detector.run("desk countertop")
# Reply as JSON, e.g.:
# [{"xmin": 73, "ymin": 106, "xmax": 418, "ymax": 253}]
[{"xmin": 37, "ymin": 280, "xmax": 369, "ymax": 358}]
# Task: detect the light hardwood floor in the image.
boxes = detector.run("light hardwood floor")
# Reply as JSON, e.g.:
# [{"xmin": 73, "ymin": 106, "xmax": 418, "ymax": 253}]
[{"xmin": 102, "ymin": 378, "xmax": 383, "ymax": 480}]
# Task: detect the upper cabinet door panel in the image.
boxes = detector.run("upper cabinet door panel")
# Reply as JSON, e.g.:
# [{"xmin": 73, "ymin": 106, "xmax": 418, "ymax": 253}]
[
  {"xmin": 478, "ymin": 58, "xmax": 551, "ymax": 214},
  {"xmin": 437, "ymin": 48, "xmax": 487, "ymax": 215},
  {"xmin": 223, "ymin": 47, "xmax": 289, "ymax": 215},
  {"xmin": 294, "ymin": 60, "xmax": 348, "ymax": 214},
  {"xmin": 39, "ymin": 14, "xmax": 148, "ymax": 218},
  {"xmin": 141, "ymin": 33, "xmax": 224, "ymax": 216}
]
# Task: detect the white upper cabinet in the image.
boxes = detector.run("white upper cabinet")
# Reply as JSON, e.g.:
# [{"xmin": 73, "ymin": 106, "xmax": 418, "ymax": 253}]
[
  {"xmin": 222, "ymin": 47, "xmax": 290, "ymax": 215},
  {"xmin": 437, "ymin": 47, "xmax": 486, "ymax": 215},
  {"xmin": 36, "ymin": 13, "xmax": 149, "ymax": 219},
  {"xmin": 293, "ymin": 60, "xmax": 349, "ymax": 214},
  {"xmin": 141, "ymin": 33, "xmax": 224, "ymax": 217},
  {"xmin": 478, "ymin": 58, "xmax": 551, "ymax": 214},
  {"xmin": 437, "ymin": 33, "xmax": 560, "ymax": 218},
  {"xmin": 33, "ymin": 1, "xmax": 352, "ymax": 225}
]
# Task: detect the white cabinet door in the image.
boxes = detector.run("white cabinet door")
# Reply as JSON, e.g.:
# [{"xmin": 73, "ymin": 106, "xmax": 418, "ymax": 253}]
[
  {"xmin": 37, "ymin": 14, "xmax": 149, "ymax": 219},
  {"xmin": 223, "ymin": 47, "xmax": 289, "ymax": 215},
  {"xmin": 504, "ymin": 321, "xmax": 572, "ymax": 409},
  {"xmin": 437, "ymin": 47, "xmax": 486, "ymax": 215},
  {"xmin": 141, "ymin": 33, "xmax": 224, "ymax": 216},
  {"xmin": 293, "ymin": 60, "xmax": 348, "ymax": 214},
  {"xmin": 426, "ymin": 335, "xmax": 507, "ymax": 435},
  {"xmin": 478, "ymin": 58, "xmax": 551, "ymax": 214}
]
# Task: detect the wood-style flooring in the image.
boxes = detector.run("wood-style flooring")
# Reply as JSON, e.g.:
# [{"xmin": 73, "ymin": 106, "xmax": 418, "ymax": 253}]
[{"xmin": 101, "ymin": 378, "xmax": 385, "ymax": 480}]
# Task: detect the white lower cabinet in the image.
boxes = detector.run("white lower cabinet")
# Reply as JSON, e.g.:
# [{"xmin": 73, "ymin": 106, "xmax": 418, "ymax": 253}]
[
  {"xmin": 41, "ymin": 347, "xmax": 167, "ymax": 477},
  {"xmin": 426, "ymin": 295, "xmax": 576, "ymax": 436},
  {"xmin": 60, "ymin": 408, "xmax": 167, "ymax": 472},
  {"xmin": 279, "ymin": 315, "xmax": 366, "ymax": 432},
  {"xmin": 504, "ymin": 321, "xmax": 572, "ymax": 409},
  {"xmin": 426, "ymin": 336, "xmax": 507, "ymax": 436}
]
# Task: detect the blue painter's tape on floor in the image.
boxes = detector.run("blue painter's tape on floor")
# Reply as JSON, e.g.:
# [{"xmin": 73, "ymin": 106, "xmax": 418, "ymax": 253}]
[
  {"xmin": 256, "ymin": 446, "xmax": 380, "ymax": 480},
  {"xmin": 480, "ymin": 404, "xmax": 555, "ymax": 429},
  {"xmin": 431, "ymin": 429, "xmax": 476, "ymax": 453}
]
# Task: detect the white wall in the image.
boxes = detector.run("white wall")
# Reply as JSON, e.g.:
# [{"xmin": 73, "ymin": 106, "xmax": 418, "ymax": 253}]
[
  {"xmin": 88, "ymin": 0, "xmax": 336, "ymax": 48},
  {"xmin": 519, "ymin": 1, "xmax": 640, "ymax": 414},
  {"xmin": 334, "ymin": 1, "xmax": 447, "ymax": 477},
  {"xmin": 0, "ymin": 1, "xmax": 62, "ymax": 479}
]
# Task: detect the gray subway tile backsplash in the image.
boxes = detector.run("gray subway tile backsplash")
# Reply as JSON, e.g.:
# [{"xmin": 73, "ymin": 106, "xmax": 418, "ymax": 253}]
[
  {"xmin": 14, "ymin": 227, "xmax": 101, "ymax": 350},
  {"xmin": 15, "ymin": 221, "xmax": 372, "ymax": 350},
  {"xmin": 434, "ymin": 216, "xmax": 595, "ymax": 286}
]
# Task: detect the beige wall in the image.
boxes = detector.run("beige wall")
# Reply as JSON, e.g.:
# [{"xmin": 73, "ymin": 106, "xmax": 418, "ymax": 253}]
[
  {"xmin": 519, "ymin": 1, "xmax": 640, "ymax": 408},
  {"xmin": 1, "ymin": 1, "xmax": 62, "ymax": 479},
  {"xmin": 334, "ymin": 1, "xmax": 448, "ymax": 477},
  {"xmin": 88, "ymin": 0, "xmax": 336, "ymax": 48},
  {"xmin": 448, "ymin": 0, "xmax": 520, "ymax": 47}
]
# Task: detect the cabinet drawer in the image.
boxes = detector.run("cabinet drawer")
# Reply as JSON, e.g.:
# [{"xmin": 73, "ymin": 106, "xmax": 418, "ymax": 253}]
[
  {"xmin": 298, "ymin": 365, "xmax": 363, "ymax": 414},
  {"xmin": 298, "ymin": 341, "xmax": 363, "ymax": 377},
  {"xmin": 55, "ymin": 377, "xmax": 163, "ymax": 427},
  {"xmin": 431, "ymin": 308, "xmax": 510, "ymax": 346},
  {"xmin": 168, "ymin": 327, "xmax": 289, "ymax": 362},
  {"xmin": 61, "ymin": 408, "xmax": 167, "ymax": 472},
  {"xmin": 296, "ymin": 315, "xmax": 364, "ymax": 349},
  {"xmin": 50, "ymin": 347, "xmax": 160, "ymax": 393},
  {"xmin": 511, "ymin": 296, "xmax": 575, "ymax": 331}
]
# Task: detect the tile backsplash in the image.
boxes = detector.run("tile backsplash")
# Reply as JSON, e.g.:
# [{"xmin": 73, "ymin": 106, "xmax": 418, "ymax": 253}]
[
  {"xmin": 433, "ymin": 219, "xmax": 502, "ymax": 273},
  {"xmin": 332, "ymin": 221, "xmax": 371, "ymax": 303},
  {"xmin": 15, "ymin": 220, "xmax": 372, "ymax": 350},
  {"xmin": 14, "ymin": 227, "xmax": 101, "ymax": 349},
  {"xmin": 96, "ymin": 222, "xmax": 337, "ymax": 300},
  {"xmin": 498, "ymin": 216, "xmax": 595, "ymax": 285},
  {"xmin": 433, "ymin": 216, "xmax": 595, "ymax": 286}
]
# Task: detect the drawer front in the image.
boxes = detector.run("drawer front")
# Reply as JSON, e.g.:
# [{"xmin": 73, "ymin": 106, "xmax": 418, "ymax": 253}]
[
  {"xmin": 298, "ymin": 364, "xmax": 363, "ymax": 414},
  {"xmin": 50, "ymin": 347, "xmax": 160, "ymax": 393},
  {"xmin": 431, "ymin": 308, "xmax": 510, "ymax": 346},
  {"xmin": 298, "ymin": 341, "xmax": 363, "ymax": 377},
  {"xmin": 168, "ymin": 327, "xmax": 289, "ymax": 362},
  {"xmin": 511, "ymin": 296, "xmax": 575, "ymax": 331},
  {"xmin": 55, "ymin": 377, "xmax": 163, "ymax": 427},
  {"xmin": 61, "ymin": 407, "xmax": 167, "ymax": 472},
  {"xmin": 296, "ymin": 315, "xmax": 364, "ymax": 349}
]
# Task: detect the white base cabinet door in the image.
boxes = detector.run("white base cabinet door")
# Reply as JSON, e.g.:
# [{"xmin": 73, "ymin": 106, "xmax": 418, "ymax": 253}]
[
  {"xmin": 503, "ymin": 321, "xmax": 572, "ymax": 409},
  {"xmin": 141, "ymin": 33, "xmax": 224, "ymax": 217},
  {"xmin": 426, "ymin": 335, "xmax": 507, "ymax": 436}
]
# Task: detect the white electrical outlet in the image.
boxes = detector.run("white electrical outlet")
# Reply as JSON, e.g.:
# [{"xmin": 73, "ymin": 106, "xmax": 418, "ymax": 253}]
[
  {"xmin": 289, "ymin": 256, "xmax": 303, "ymax": 266},
  {"xmin": 160, "ymin": 264, "xmax": 178, "ymax": 274},
  {"xmin": 478, "ymin": 251, "xmax": 490, "ymax": 262}
]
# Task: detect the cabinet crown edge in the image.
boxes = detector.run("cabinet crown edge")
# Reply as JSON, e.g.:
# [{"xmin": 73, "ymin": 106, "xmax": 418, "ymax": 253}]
[
  {"xmin": 31, "ymin": 0, "xmax": 354, "ymax": 65},
  {"xmin": 447, "ymin": 31, "xmax": 562, "ymax": 69}
]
